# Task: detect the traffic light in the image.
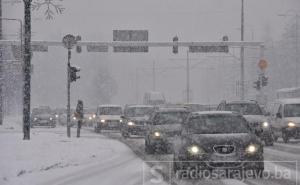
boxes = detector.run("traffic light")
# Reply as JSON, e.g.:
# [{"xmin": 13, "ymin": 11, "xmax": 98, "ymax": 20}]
[
  {"xmin": 262, "ymin": 76, "xmax": 268, "ymax": 87},
  {"xmin": 70, "ymin": 65, "xmax": 80, "ymax": 82},
  {"xmin": 172, "ymin": 36, "xmax": 179, "ymax": 54},
  {"xmin": 253, "ymin": 80, "xmax": 261, "ymax": 90},
  {"xmin": 75, "ymin": 35, "xmax": 82, "ymax": 53}
]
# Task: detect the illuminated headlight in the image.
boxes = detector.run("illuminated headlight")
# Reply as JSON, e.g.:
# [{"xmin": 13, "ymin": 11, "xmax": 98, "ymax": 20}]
[
  {"xmin": 34, "ymin": 117, "xmax": 37, "ymax": 121},
  {"xmin": 246, "ymin": 144, "xmax": 257, "ymax": 154},
  {"xmin": 92, "ymin": 114, "xmax": 96, "ymax": 118},
  {"xmin": 119, "ymin": 119, "xmax": 123, "ymax": 123},
  {"xmin": 49, "ymin": 117, "xmax": 53, "ymax": 121},
  {"xmin": 288, "ymin": 122, "xmax": 296, "ymax": 127},
  {"xmin": 187, "ymin": 145, "xmax": 204, "ymax": 155},
  {"xmin": 262, "ymin": 122, "xmax": 269, "ymax": 127},
  {"xmin": 89, "ymin": 117, "xmax": 92, "ymax": 120},
  {"xmin": 100, "ymin": 119, "xmax": 105, "ymax": 123},
  {"xmin": 73, "ymin": 117, "xmax": 77, "ymax": 120},
  {"xmin": 153, "ymin": 131, "xmax": 161, "ymax": 137},
  {"xmin": 55, "ymin": 114, "xmax": 59, "ymax": 118},
  {"xmin": 127, "ymin": 121, "xmax": 134, "ymax": 126}
]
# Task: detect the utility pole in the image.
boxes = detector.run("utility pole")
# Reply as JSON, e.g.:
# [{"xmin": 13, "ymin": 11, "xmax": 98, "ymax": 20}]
[
  {"xmin": 152, "ymin": 60, "xmax": 156, "ymax": 91},
  {"xmin": 0, "ymin": 0, "xmax": 3, "ymax": 126},
  {"xmin": 240, "ymin": 0, "xmax": 245, "ymax": 100},
  {"xmin": 296, "ymin": 14, "xmax": 299, "ymax": 87},
  {"xmin": 23, "ymin": 0, "xmax": 32, "ymax": 140},
  {"xmin": 186, "ymin": 50, "xmax": 190, "ymax": 103}
]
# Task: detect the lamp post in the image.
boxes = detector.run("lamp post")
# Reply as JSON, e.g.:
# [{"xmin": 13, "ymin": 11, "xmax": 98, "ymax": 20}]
[
  {"xmin": 23, "ymin": 0, "xmax": 32, "ymax": 140},
  {"xmin": 240, "ymin": 0, "xmax": 245, "ymax": 100},
  {"xmin": 278, "ymin": 13, "xmax": 299, "ymax": 87}
]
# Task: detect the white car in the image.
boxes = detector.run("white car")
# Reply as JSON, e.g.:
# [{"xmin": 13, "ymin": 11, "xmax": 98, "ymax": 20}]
[
  {"xmin": 94, "ymin": 105, "xmax": 123, "ymax": 133},
  {"xmin": 269, "ymin": 98, "xmax": 300, "ymax": 143}
]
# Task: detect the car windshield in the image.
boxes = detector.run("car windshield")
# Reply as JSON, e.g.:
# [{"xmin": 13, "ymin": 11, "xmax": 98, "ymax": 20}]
[
  {"xmin": 224, "ymin": 103, "xmax": 263, "ymax": 115},
  {"xmin": 98, "ymin": 107, "xmax": 122, "ymax": 115},
  {"xmin": 284, "ymin": 104, "xmax": 300, "ymax": 117},
  {"xmin": 153, "ymin": 111, "xmax": 189, "ymax": 125},
  {"xmin": 187, "ymin": 114, "xmax": 250, "ymax": 134},
  {"xmin": 32, "ymin": 108, "xmax": 51, "ymax": 115},
  {"xmin": 125, "ymin": 107, "xmax": 154, "ymax": 117}
]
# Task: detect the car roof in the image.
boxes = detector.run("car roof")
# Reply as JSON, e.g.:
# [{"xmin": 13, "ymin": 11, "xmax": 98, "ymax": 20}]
[
  {"xmin": 155, "ymin": 107, "xmax": 189, "ymax": 112},
  {"xmin": 126, "ymin": 105, "xmax": 154, "ymax": 108},
  {"xmin": 97, "ymin": 104, "xmax": 122, "ymax": 108},
  {"xmin": 276, "ymin": 98, "xmax": 300, "ymax": 104},
  {"xmin": 192, "ymin": 111, "xmax": 236, "ymax": 115},
  {"xmin": 225, "ymin": 100, "xmax": 257, "ymax": 104}
]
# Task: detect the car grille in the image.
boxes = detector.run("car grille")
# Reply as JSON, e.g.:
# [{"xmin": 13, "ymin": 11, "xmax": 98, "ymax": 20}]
[
  {"xmin": 213, "ymin": 145, "xmax": 235, "ymax": 155},
  {"xmin": 249, "ymin": 122, "xmax": 260, "ymax": 127}
]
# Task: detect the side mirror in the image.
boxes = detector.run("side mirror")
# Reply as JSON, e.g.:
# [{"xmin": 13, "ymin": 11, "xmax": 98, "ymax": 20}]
[
  {"xmin": 265, "ymin": 112, "xmax": 271, "ymax": 116},
  {"xmin": 121, "ymin": 115, "xmax": 125, "ymax": 119},
  {"xmin": 276, "ymin": 112, "xmax": 282, "ymax": 118}
]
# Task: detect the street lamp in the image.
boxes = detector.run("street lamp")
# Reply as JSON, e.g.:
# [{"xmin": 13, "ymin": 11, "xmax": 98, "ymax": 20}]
[{"xmin": 278, "ymin": 12, "xmax": 299, "ymax": 87}]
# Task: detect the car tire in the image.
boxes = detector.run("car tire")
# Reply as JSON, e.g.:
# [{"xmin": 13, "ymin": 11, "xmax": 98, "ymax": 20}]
[
  {"xmin": 265, "ymin": 138, "xmax": 274, "ymax": 146},
  {"xmin": 282, "ymin": 131, "xmax": 289, "ymax": 143},
  {"xmin": 122, "ymin": 131, "xmax": 129, "ymax": 139}
]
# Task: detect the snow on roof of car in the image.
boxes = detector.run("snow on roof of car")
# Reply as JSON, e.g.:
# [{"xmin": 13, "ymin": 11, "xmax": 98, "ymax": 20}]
[
  {"xmin": 226, "ymin": 100, "xmax": 257, "ymax": 104},
  {"xmin": 97, "ymin": 104, "xmax": 122, "ymax": 108},
  {"xmin": 126, "ymin": 105, "xmax": 154, "ymax": 108},
  {"xmin": 277, "ymin": 98, "xmax": 300, "ymax": 104},
  {"xmin": 192, "ymin": 111, "xmax": 235, "ymax": 115},
  {"xmin": 156, "ymin": 107, "xmax": 188, "ymax": 112}
]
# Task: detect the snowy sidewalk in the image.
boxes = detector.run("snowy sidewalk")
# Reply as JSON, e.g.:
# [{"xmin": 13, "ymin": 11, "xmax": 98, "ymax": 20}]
[{"xmin": 0, "ymin": 118, "xmax": 146, "ymax": 185}]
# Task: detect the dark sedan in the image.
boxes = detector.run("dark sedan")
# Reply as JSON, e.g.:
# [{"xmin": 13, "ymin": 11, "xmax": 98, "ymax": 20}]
[{"xmin": 173, "ymin": 111, "xmax": 264, "ymax": 179}]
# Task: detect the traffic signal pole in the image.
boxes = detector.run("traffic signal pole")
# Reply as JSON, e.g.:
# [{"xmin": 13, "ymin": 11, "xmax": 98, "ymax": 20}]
[
  {"xmin": 67, "ymin": 49, "xmax": 71, "ymax": 137},
  {"xmin": 240, "ymin": 0, "xmax": 245, "ymax": 100},
  {"xmin": 23, "ymin": 0, "xmax": 32, "ymax": 140}
]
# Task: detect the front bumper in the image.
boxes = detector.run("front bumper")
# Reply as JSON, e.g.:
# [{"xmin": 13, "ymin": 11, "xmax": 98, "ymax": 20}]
[
  {"xmin": 284, "ymin": 127, "xmax": 300, "ymax": 138},
  {"xmin": 97, "ymin": 121, "xmax": 121, "ymax": 130},
  {"xmin": 123, "ymin": 125, "xmax": 146, "ymax": 136},
  {"xmin": 175, "ymin": 154, "xmax": 263, "ymax": 170},
  {"xmin": 31, "ymin": 120, "xmax": 55, "ymax": 127}
]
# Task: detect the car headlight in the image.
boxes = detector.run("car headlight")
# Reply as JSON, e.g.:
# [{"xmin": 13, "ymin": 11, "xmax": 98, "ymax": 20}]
[
  {"xmin": 92, "ymin": 114, "xmax": 96, "ymax": 118},
  {"xmin": 34, "ymin": 118, "xmax": 37, "ymax": 121},
  {"xmin": 246, "ymin": 144, "xmax": 257, "ymax": 154},
  {"xmin": 49, "ymin": 117, "xmax": 53, "ymax": 121},
  {"xmin": 288, "ymin": 122, "xmax": 296, "ymax": 127},
  {"xmin": 127, "ymin": 121, "xmax": 134, "ymax": 126},
  {"xmin": 262, "ymin": 122, "xmax": 269, "ymax": 128},
  {"xmin": 153, "ymin": 131, "xmax": 161, "ymax": 137},
  {"xmin": 55, "ymin": 114, "xmax": 59, "ymax": 118},
  {"xmin": 187, "ymin": 145, "xmax": 205, "ymax": 155},
  {"xmin": 100, "ymin": 119, "xmax": 105, "ymax": 123},
  {"xmin": 119, "ymin": 119, "xmax": 123, "ymax": 123},
  {"xmin": 73, "ymin": 117, "xmax": 77, "ymax": 120},
  {"xmin": 89, "ymin": 117, "xmax": 92, "ymax": 120}
]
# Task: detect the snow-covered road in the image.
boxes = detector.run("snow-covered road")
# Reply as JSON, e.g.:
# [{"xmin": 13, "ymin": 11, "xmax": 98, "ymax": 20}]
[{"xmin": 1, "ymin": 117, "xmax": 299, "ymax": 185}]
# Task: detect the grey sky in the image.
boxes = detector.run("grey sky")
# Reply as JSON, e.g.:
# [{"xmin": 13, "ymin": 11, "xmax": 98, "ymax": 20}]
[{"xmin": 3, "ymin": 0, "xmax": 299, "ymax": 108}]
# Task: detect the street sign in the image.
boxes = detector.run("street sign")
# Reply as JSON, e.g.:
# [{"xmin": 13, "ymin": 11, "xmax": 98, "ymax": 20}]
[
  {"xmin": 113, "ymin": 30, "xmax": 148, "ymax": 52},
  {"xmin": 87, "ymin": 45, "xmax": 109, "ymax": 52},
  {"xmin": 31, "ymin": 44, "xmax": 48, "ymax": 52},
  {"xmin": 258, "ymin": 59, "xmax": 268, "ymax": 71},
  {"xmin": 189, "ymin": 45, "xmax": 229, "ymax": 53},
  {"xmin": 62, "ymin": 34, "xmax": 77, "ymax": 49}
]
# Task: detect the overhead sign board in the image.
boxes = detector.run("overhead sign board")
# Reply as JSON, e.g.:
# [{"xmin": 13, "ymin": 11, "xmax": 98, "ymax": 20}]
[
  {"xmin": 189, "ymin": 45, "xmax": 229, "ymax": 53},
  {"xmin": 31, "ymin": 44, "xmax": 48, "ymax": 52},
  {"xmin": 87, "ymin": 45, "xmax": 108, "ymax": 52},
  {"xmin": 113, "ymin": 30, "xmax": 148, "ymax": 52}
]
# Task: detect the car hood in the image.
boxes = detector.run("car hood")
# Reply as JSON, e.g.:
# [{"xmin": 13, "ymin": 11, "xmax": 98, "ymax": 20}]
[
  {"xmin": 185, "ymin": 133, "xmax": 258, "ymax": 150},
  {"xmin": 243, "ymin": 115, "xmax": 267, "ymax": 123},
  {"xmin": 99, "ymin": 115, "xmax": 121, "ymax": 120},
  {"xmin": 128, "ymin": 116, "xmax": 150, "ymax": 121},
  {"xmin": 151, "ymin": 124, "xmax": 182, "ymax": 132},
  {"xmin": 33, "ymin": 114, "xmax": 53, "ymax": 119}
]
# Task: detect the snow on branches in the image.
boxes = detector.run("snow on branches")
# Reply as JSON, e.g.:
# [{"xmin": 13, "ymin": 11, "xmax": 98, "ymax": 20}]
[{"xmin": 31, "ymin": 0, "xmax": 65, "ymax": 20}]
